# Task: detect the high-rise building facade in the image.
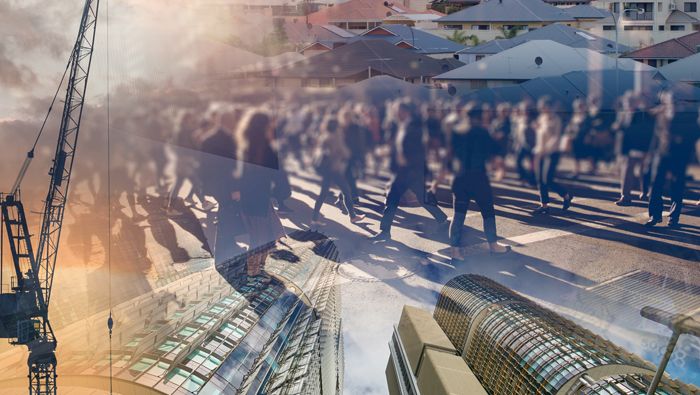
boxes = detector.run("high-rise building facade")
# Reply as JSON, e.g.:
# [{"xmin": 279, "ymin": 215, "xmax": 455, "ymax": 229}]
[
  {"xmin": 387, "ymin": 274, "xmax": 698, "ymax": 395},
  {"xmin": 0, "ymin": 231, "xmax": 343, "ymax": 395},
  {"xmin": 433, "ymin": 274, "xmax": 699, "ymax": 395}
]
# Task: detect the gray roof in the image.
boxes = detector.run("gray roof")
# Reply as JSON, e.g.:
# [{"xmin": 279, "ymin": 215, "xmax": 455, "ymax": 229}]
[
  {"xmin": 351, "ymin": 25, "xmax": 466, "ymax": 54},
  {"xmin": 458, "ymin": 69, "xmax": 700, "ymax": 111},
  {"xmin": 563, "ymin": 4, "xmax": 611, "ymax": 19},
  {"xmin": 666, "ymin": 10, "xmax": 700, "ymax": 24},
  {"xmin": 438, "ymin": 0, "xmax": 576, "ymax": 23},
  {"xmin": 458, "ymin": 23, "xmax": 629, "ymax": 55},
  {"xmin": 265, "ymin": 39, "xmax": 460, "ymax": 79},
  {"xmin": 660, "ymin": 52, "xmax": 700, "ymax": 83}
]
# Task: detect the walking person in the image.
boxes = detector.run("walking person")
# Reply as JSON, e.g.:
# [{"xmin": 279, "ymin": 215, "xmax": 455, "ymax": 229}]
[
  {"xmin": 373, "ymin": 100, "xmax": 448, "ymax": 241},
  {"xmin": 449, "ymin": 104, "xmax": 511, "ymax": 259},
  {"xmin": 511, "ymin": 100, "xmax": 536, "ymax": 186},
  {"xmin": 489, "ymin": 102, "xmax": 512, "ymax": 182},
  {"xmin": 646, "ymin": 96, "xmax": 700, "ymax": 227},
  {"xmin": 200, "ymin": 109, "xmax": 245, "ymax": 265},
  {"xmin": 614, "ymin": 94, "xmax": 654, "ymax": 206},
  {"xmin": 232, "ymin": 109, "xmax": 287, "ymax": 276},
  {"xmin": 532, "ymin": 98, "xmax": 574, "ymax": 215},
  {"xmin": 311, "ymin": 116, "xmax": 366, "ymax": 226}
]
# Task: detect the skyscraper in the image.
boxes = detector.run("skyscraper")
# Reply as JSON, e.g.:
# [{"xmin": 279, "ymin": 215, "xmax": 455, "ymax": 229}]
[
  {"xmin": 0, "ymin": 231, "xmax": 343, "ymax": 395},
  {"xmin": 387, "ymin": 274, "xmax": 699, "ymax": 395}
]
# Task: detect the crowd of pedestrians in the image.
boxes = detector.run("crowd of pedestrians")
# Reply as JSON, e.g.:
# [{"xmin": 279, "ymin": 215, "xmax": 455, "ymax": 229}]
[{"xmin": 133, "ymin": 89, "xmax": 700, "ymax": 269}]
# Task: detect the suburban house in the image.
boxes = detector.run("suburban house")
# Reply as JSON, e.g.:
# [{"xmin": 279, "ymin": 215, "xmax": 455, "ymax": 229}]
[
  {"xmin": 455, "ymin": 23, "xmax": 629, "ymax": 63},
  {"xmin": 435, "ymin": 39, "xmax": 653, "ymax": 90},
  {"xmin": 659, "ymin": 51, "xmax": 700, "ymax": 85},
  {"xmin": 589, "ymin": 0, "xmax": 700, "ymax": 47},
  {"xmin": 242, "ymin": 39, "xmax": 462, "ymax": 87},
  {"xmin": 460, "ymin": 69, "xmax": 699, "ymax": 110},
  {"xmin": 435, "ymin": 0, "xmax": 578, "ymax": 41},
  {"xmin": 621, "ymin": 30, "xmax": 700, "ymax": 66},
  {"xmin": 283, "ymin": 19, "xmax": 356, "ymax": 52},
  {"xmin": 301, "ymin": 24, "xmax": 465, "ymax": 57},
  {"xmin": 306, "ymin": 0, "xmax": 443, "ymax": 32}
]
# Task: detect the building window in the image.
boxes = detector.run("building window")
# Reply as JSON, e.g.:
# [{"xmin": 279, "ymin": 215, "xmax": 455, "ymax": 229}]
[
  {"xmin": 670, "ymin": 24, "xmax": 687, "ymax": 30},
  {"xmin": 443, "ymin": 24, "xmax": 463, "ymax": 30},
  {"xmin": 476, "ymin": 55, "xmax": 485, "ymax": 61},
  {"xmin": 471, "ymin": 24, "xmax": 490, "ymax": 30},
  {"xmin": 658, "ymin": 2, "xmax": 663, "ymax": 11},
  {"xmin": 685, "ymin": 2, "xmax": 698, "ymax": 12},
  {"xmin": 347, "ymin": 22, "xmax": 369, "ymax": 30},
  {"xmin": 622, "ymin": 3, "xmax": 654, "ymax": 20},
  {"xmin": 624, "ymin": 25, "xmax": 653, "ymax": 30},
  {"xmin": 603, "ymin": 25, "xmax": 616, "ymax": 30}
]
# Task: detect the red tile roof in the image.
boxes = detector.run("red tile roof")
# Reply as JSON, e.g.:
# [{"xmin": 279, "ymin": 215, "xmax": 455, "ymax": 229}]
[
  {"xmin": 621, "ymin": 31, "xmax": 700, "ymax": 60},
  {"xmin": 307, "ymin": 0, "xmax": 441, "ymax": 25}
]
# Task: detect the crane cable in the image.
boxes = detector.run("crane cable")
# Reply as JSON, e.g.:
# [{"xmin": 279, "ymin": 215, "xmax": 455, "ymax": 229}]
[{"xmin": 105, "ymin": 0, "xmax": 114, "ymax": 393}]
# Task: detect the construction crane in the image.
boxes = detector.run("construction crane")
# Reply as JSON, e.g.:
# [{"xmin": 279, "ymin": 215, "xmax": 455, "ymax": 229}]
[{"xmin": 0, "ymin": 1, "xmax": 101, "ymax": 393}]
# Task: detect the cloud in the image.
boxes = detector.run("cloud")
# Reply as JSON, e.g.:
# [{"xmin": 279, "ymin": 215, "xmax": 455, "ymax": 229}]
[{"xmin": 0, "ymin": 43, "xmax": 38, "ymax": 89}]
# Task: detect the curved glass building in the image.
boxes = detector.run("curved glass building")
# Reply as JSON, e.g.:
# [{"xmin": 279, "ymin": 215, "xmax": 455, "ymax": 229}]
[
  {"xmin": 433, "ymin": 275, "xmax": 698, "ymax": 395},
  {"xmin": 0, "ymin": 231, "xmax": 343, "ymax": 395}
]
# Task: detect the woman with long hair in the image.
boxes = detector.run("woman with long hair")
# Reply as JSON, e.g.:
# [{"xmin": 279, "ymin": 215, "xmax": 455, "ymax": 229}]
[{"xmin": 233, "ymin": 109, "xmax": 286, "ymax": 276}]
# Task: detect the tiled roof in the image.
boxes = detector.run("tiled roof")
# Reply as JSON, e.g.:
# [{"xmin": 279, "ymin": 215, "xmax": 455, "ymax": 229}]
[
  {"xmin": 438, "ymin": 40, "xmax": 653, "ymax": 81},
  {"xmin": 307, "ymin": 0, "xmax": 440, "ymax": 24},
  {"xmin": 621, "ymin": 31, "xmax": 700, "ymax": 60},
  {"xmin": 266, "ymin": 39, "xmax": 460, "ymax": 79},
  {"xmin": 458, "ymin": 24, "xmax": 627, "ymax": 55},
  {"xmin": 660, "ymin": 52, "xmax": 700, "ymax": 83},
  {"xmin": 563, "ymin": 4, "xmax": 611, "ymax": 19},
  {"xmin": 438, "ymin": 0, "xmax": 576, "ymax": 23},
  {"xmin": 352, "ymin": 24, "xmax": 465, "ymax": 54},
  {"xmin": 283, "ymin": 20, "xmax": 356, "ymax": 45},
  {"xmin": 666, "ymin": 10, "xmax": 700, "ymax": 24}
]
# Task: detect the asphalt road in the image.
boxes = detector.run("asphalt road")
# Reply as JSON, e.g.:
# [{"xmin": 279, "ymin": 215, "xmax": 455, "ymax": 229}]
[{"xmin": 276, "ymin": 158, "xmax": 700, "ymax": 393}]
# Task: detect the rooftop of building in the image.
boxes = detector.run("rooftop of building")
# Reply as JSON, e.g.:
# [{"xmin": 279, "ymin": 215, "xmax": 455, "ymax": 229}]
[
  {"xmin": 283, "ymin": 19, "xmax": 356, "ymax": 45},
  {"xmin": 622, "ymin": 31, "xmax": 700, "ymax": 60},
  {"xmin": 263, "ymin": 39, "xmax": 461, "ymax": 79},
  {"xmin": 457, "ymin": 23, "xmax": 628, "ymax": 55},
  {"xmin": 660, "ymin": 52, "xmax": 700, "ymax": 82},
  {"xmin": 350, "ymin": 24, "xmax": 466, "ymax": 54},
  {"xmin": 562, "ymin": 4, "xmax": 611, "ymax": 19},
  {"xmin": 438, "ymin": 40, "xmax": 653, "ymax": 81},
  {"xmin": 307, "ymin": 0, "xmax": 443, "ymax": 25},
  {"xmin": 437, "ymin": 0, "xmax": 576, "ymax": 23}
]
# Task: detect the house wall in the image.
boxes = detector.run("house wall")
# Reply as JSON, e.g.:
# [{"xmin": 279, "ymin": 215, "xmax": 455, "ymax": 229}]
[
  {"xmin": 590, "ymin": 0, "xmax": 700, "ymax": 48},
  {"xmin": 437, "ymin": 22, "xmax": 555, "ymax": 42},
  {"xmin": 438, "ymin": 79, "xmax": 521, "ymax": 91}
]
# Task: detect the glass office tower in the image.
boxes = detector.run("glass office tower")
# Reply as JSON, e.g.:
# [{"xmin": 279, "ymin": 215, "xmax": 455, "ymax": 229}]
[
  {"xmin": 433, "ymin": 275, "xmax": 698, "ymax": 395},
  {"xmin": 0, "ymin": 231, "xmax": 343, "ymax": 395}
]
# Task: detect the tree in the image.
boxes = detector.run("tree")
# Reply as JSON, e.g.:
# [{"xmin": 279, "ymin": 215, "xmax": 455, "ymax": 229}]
[
  {"xmin": 495, "ymin": 26, "xmax": 518, "ymax": 40},
  {"xmin": 447, "ymin": 30, "xmax": 480, "ymax": 46}
]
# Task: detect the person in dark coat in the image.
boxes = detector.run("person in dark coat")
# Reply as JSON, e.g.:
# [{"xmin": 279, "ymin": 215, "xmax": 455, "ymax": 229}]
[
  {"xmin": 233, "ymin": 109, "xmax": 286, "ymax": 275},
  {"xmin": 200, "ymin": 110, "xmax": 243, "ymax": 265},
  {"xmin": 614, "ymin": 94, "xmax": 654, "ymax": 206},
  {"xmin": 646, "ymin": 97, "xmax": 700, "ymax": 227},
  {"xmin": 372, "ymin": 100, "xmax": 448, "ymax": 241},
  {"xmin": 448, "ymin": 104, "xmax": 511, "ymax": 259}
]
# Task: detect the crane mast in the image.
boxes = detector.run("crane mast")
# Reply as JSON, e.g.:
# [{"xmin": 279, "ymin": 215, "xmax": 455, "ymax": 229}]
[{"xmin": 0, "ymin": 1, "xmax": 100, "ymax": 394}]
